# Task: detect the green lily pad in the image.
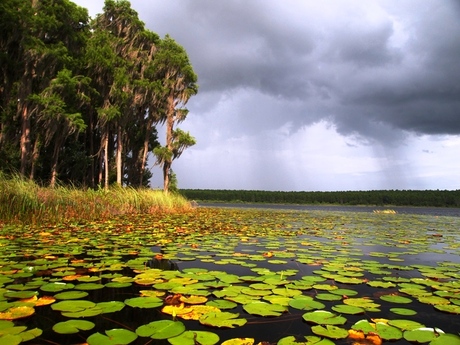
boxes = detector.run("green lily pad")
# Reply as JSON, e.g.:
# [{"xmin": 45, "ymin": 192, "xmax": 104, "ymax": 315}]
[
  {"xmin": 375, "ymin": 322, "xmax": 403, "ymax": 340},
  {"xmin": 343, "ymin": 297, "xmax": 380, "ymax": 310},
  {"xmin": 199, "ymin": 312, "xmax": 247, "ymax": 328},
  {"xmin": 40, "ymin": 282, "xmax": 75, "ymax": 293},
  {"xmin": 206, "ymin": 300, "xmax": 237, "ymax": 310},
  {"xmin": 51, "ymin": 300, "xmax": 96, "ymax": 313},
  {"xmin": 243, "ymin": 301, "xmax": 286, "ymax": 316},
  {"xmin": 3, "ymin": 291, "xmax": 37, "ymax": 299},
  {"xmin": 390, "ymin": 307, "xmax": 417, "ymax": 316},
  {"xmin": 105, "ymin": 282, "xmax": 132, "ymax": 288},
  {"xmin": 388, "ymin": 319, "xmax": 425, "ymax": 331},
  {"xmin": 404, "ymin": 328, "xmax": 443, "ymax": 343},
  {"xmin": 331, "ymin": 304, "xmax": 364, "ymax": 315},
  {"xmin": 87, "ymin": 328, "xmax": 138, "ymax": 344},
  {"xmin": 429, "ymin": 333, "xmax": 460, "ymax": 345},
  {"xmin": 168, "ymin": 330, "xmax": 219, "ymax": 345},
  {"xmin": 289, "ymin": 297, "xmax": 325, "ymax": 311},
  {"xmin": 380, "ymin": 295, "xmax": 412, "ymax": 304},
  {"xmin": 302, "ymin": 311, "xmax": 346, "ymax": 325},
  {"xmin": 75, "ymin": 283, "xmax": 104, "ymax": 290},
  {"xmin": 311, "ymin": 325, "xmax": 348, "ymax": 339},
  {"xmin": 315, "ymin": 293, "xmax": 342, "ymax": 301},
  {"xmin": 53, "ymin": 320, "xmax": 95, "ymax": 334},
  {"xmin": 351, "ymin": 319, "xmax": 375, "ymax": 334},
  {"xmin": 124, "ymin": 297, "xmax": 163, "ymax": 309},
  {"xmin": 367, "ymin": 281, "xmax": 396, "ymax": 288},
  {"xmin": 278, "ymin": 335, "xmax": 335, "ymax": 344},
  {"xmin": 136, "ymin": 320, "xmax": 185, "ymax": 339},
  {"xmin": 97, "ymin": 301, "xmax": 125, "ymax": 314},
  {"xmin": 0, "ymin": 334, "xmax": 22, "ymax": 345},
  {"xmin": 54, "ymin": 291, "xmax": 89, "ymax": 300},
  {"xmin": 434, "ymin": 304, "xmax": 460, "ymax": 314},
  {"xmin": 418, "ymin": 295, "xmax": 450, "ymax": 305}
]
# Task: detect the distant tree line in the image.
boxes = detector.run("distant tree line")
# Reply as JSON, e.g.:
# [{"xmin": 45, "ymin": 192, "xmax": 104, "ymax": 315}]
[
  {"xmin": 180, "ymin": 189, "xmax": 460, "ymax": 208},
  {"xmin": 0, "ymin": 0, "xmax": 197, "ymax": 192}
]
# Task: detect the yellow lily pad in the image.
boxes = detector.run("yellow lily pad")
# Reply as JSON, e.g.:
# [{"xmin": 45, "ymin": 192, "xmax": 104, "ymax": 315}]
[{"xmin": 0, "ymin": 306, "xmax": 35, "ymax": 320}]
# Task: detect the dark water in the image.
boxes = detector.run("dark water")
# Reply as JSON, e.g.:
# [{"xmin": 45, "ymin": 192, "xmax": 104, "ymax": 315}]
[{"xmin": 199, "ymin": 202, "xmax": 460, "ymax": 217}]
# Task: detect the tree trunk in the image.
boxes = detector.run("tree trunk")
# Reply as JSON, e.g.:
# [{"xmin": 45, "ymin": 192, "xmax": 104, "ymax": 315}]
[
  {"xmin": 139, "ymin": 118, "xmax": 153, "ymax": 187},
  {"xmin": 104, "ymin": 131, "xmax": 109, "ymax": 190},
  {"xmin": 162, "ymin": 93, "xmax": 175, "ymax": 193},
  {"xmin": 29, "ymin": 135, "xmax": 41, "ymax": 180},
  {"xmin": 19, "ymin": 94, "xmax": 32, "ymax": 177},
  {"xmin": 163, "ymin": 161, "xmax": 170, "ymax": 193},
  {"xmin": 116, "ymin": 124, "xmax": 123, "ymax": 185}
]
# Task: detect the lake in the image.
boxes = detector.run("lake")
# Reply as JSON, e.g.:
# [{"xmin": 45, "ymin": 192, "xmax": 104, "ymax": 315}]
[
  {"xmin": 0, "ymin": 206, "xmax": 459, "ymax": 344},
  {"xmin": 199, "ymin": 202, "xmax": 460, "ymax": 217}
]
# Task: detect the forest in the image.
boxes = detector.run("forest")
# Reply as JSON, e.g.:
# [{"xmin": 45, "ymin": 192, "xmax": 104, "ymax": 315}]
[
  {"xmin": 0, "ymin": 0, "xmax": 197, "ymax": 192},
  {"xmin": 180, "ymin": 189, "xmax": 460, "ymax": 208}
]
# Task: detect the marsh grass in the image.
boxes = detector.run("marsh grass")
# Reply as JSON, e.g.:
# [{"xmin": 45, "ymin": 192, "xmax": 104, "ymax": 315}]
[{"xmin": 0, "ymin": 174, "xmax": 192, "ymax": 224}]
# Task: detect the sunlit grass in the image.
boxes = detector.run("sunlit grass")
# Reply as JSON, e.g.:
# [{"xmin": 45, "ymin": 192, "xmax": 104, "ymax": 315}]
[{"xmin": 0, "ymin": 173, "xmax": 193, "ymax": 224}]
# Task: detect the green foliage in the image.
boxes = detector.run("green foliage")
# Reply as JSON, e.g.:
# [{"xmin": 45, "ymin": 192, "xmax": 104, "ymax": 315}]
[
  {"xmin": 0, "ymin": 173, "xmax": 192, "ymax": 224},
  {"xmin": 0, "ymin": 0, "xmax": 196, "ymax": 189},
  {"xmin": 180, "ymin": 189, "xmax": 460, "ymax": 208}
]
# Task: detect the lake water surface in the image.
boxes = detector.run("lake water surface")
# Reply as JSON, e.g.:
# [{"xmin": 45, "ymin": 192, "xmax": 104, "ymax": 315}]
[{"xmin": 200, "ymin": 202, "xmax": 460, "ymax": 217}]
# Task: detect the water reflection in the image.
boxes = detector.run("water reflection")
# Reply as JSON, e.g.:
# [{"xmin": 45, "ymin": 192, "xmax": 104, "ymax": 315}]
[{"xmin": 146, "ymin": 257, "xmax": 179, "ymax": 271}]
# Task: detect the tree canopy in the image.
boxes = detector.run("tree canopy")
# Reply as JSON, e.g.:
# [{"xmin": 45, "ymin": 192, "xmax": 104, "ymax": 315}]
[{"xmin": 0, "ymin": 0, "xmax": 197, "ymax": 192}]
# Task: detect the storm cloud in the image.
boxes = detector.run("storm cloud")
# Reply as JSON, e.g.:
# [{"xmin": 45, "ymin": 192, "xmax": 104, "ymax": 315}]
[{"xmin": 75, "ymin": 0, "xmax": 460, "ymax": 191}]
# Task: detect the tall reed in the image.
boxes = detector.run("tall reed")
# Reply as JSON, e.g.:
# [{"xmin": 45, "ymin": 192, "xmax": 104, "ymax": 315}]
[{"xmin": 0, "ymin": 174, "xmax": 193, "ymax": 224}]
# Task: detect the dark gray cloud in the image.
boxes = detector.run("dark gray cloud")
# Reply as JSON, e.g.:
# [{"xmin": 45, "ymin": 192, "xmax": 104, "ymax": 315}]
[
  {"xmin": 79, "ymin": 0, "xmax": 460, "ymax": 142},
  {"xmin": 132, "ymin": 0, "xmax": 460, "ymax": 142}
]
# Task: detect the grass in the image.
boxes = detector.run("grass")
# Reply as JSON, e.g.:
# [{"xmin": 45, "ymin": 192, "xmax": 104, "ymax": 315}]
[{"xmin": 0, "ymin": 173, "xmax": 193, "ymax": 224}]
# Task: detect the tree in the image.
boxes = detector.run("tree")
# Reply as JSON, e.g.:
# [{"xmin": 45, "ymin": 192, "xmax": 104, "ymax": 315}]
[
  {"xmin": 87, "ymin": 0, "xmax": 161, "ymax": 189},
  {"xmin": 0, "ymin": 0, "xmax": 197, "ymax": 189},
  {"xmin": 13, "ymin": 0, "xmax": 89, "ymax": 179},
  {"xmin": 153, "ymin": 36, "xmax": 198, "ymax": 193},
  {"xmin": 154, "ymin": 128, "xmax": 196, "ymax": 192},
  {"xmin": 29, "ymin": 69, "xmax": 91, "ymax": 187}
]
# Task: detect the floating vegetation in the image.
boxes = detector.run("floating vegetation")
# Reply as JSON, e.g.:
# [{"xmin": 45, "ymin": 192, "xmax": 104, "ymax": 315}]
[
  {"xmin": 373, "ymin": 209, "xmax": 397, "ymax": 214},
  {"xmin": 0, "ymin": 207, "xmax": 459, "ymax": 344}
]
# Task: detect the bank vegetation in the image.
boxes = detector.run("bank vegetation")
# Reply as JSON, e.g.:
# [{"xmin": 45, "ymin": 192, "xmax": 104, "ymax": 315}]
[
  {"xmin": 181, "ymin": 189, "xmax": 460, "ymax": 208},
  {"xmin": 0, "ymin": 174, "xmax": 192, "ymax": 225}
]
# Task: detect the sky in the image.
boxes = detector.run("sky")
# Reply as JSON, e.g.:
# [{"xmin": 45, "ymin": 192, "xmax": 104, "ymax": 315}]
[{"xmin": 74, "ymin": 0, "xmax": 460, "ymax": 191}]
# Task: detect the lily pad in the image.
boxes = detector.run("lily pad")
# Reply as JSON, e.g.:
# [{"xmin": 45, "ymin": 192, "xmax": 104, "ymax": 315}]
[
  {"xmin": 168, "ymin": 330, "xmax": 219, "ymax": 345},
  {"xmin": 404, "ymin": 328, "xmax": 443, "ymax": 343},
  {"xmin": 331, "ymin": 304, "xmax": 364, "ymax": 315},
  {"xmin": 87, "ymin": 328, "xmax": 138, "ymax": 344},
  {"xmin": 136, "ymin": 320, "xmax": 185, "ymax": 339},
  {"xmin": 51, "ymin": 300, "xmax": 96, "ymax": 313},
  {"xmin": 124, "ymin": 296, "xmax": 163, "ymax": 309},
  {"xmin": 429, "ymin": 333, "xmax": 460, "ymax": 345},
  {"xmin": 206, "ymin": 299, "xmax": 237, "ymax": 310},
  {"xmin": 54, "ymin": 291, "xmax": 89, "ymax": 300},
  {"xmin": 0, "ymin": 306, "xmax": 35, "ymax": 320},
  {"xmin": 221, "ymin": 338, "xmax": 254, "ymax": 345},
  {"xmin": 243, "ymin": 301, "xmax": 286, "ymax": 317},
  {"xmin": 311, "ymin": 325, "xmax": 348, "ymax": 339},
  {"xmin": 289, "ymin": 297, "xmax": 325, "ymax": 311},
  {"xmin": 380, "ymin": 295, "xmax": 412, "ymax": 304},
  {"xmin": 390, "ymin": 307, "xmax": 417, "ymax": 316},
  {"xmin": 53, "ymin": 320, "xmax": 95, "ymax": 334},
  {"xmin": 278, "ymin": 335, "xmax": 335, "ymax": 344},
  {"xmin": 199, "ymin": 312, "xmax": 247, "ymax": 328},
  {"xmin": 388, "ymin": 319, "xmax": 425, "ymax": 331},
  {"xmin": 302, "ymin": 311, "xmax": 346, "ymax": 325}
]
